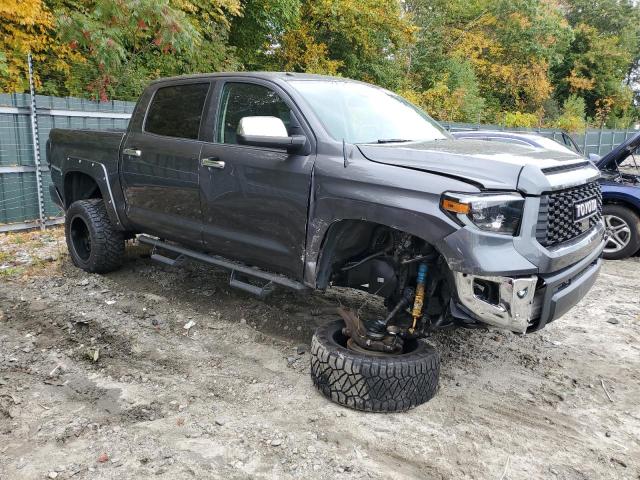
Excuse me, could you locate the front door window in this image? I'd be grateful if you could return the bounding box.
[216,83,291,144]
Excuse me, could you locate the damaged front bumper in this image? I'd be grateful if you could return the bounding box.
[451,244,603,333]
[453,273,538,333]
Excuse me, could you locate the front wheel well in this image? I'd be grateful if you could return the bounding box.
[315,220,455,331]
[603,198,640,217]
[63,172,102,208]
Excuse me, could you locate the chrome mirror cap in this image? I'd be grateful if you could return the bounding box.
[237,116,288,138]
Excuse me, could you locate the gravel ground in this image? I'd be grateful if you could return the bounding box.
[0,228,639,480]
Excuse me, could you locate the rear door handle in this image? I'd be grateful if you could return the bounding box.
[123,148,142,157]
[201,157,225,169]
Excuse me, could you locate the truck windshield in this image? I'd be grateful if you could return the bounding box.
[289,80,449,144]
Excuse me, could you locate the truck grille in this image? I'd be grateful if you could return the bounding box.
[536,182,602,247]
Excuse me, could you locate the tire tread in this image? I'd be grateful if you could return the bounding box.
[65,199,124,273]
[310,320,440,412]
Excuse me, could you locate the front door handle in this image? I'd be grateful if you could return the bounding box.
[123,147,142,157]
[202,157,225,169]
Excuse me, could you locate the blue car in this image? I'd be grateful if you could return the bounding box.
[453,130,640,259]
[595,132,640,259]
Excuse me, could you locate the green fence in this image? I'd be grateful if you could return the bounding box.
[0,93,638,232]
[0,93,134,232]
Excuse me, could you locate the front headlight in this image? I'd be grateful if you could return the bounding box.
[441,191,524,235]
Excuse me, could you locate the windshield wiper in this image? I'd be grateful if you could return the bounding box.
[376,138,413,144]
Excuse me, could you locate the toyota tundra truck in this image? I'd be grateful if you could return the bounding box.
[48,73,605,412]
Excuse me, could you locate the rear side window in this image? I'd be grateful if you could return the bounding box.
[145,83,209,139]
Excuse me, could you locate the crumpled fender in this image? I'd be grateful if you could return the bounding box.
[303,151,478,287]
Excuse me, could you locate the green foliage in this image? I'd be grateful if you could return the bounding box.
[265,0,416,90]
[0,0,637,125]
[0,52,8,77]
[554,95,586,132]
[502,111,539,128]
[553,0,640,126]
[55,0,205,100]
[229,0,300,68]
[401,60,485,122]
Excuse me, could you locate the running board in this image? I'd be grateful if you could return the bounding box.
[138,235,308,295]
[150,252,185,267]
[230,271,275,298]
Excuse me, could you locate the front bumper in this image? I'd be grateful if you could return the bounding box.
[452,242,603,333]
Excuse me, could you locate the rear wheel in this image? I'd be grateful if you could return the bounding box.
[65,199,125,273]
[310,320,440,412]
[602,204,640,260]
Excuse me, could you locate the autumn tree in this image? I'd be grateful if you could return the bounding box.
[263,0,415,90]
[0,0,78,93]
[1,0,638,124]
[229,0,300,68]
[51,0,242,100]
[554,0,640,126]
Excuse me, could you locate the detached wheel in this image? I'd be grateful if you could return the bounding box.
[65,199,124,273]
[603,205,640,260]
[310,320,440,412]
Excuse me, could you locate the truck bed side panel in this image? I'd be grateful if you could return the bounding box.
[49,128,129,229]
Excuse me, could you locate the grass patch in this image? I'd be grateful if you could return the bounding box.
[0,267,23,277]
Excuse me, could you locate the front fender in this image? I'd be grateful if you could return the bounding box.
[601,184,640,213]
[303,154,477,287]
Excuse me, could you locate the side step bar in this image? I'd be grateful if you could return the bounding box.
[138,235,308,296]
[229,271,275,298]
[150,252,185,267]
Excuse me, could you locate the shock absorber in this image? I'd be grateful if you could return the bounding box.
[410,263,428,332]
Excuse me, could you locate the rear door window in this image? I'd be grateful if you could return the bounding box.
[145,83,210,139]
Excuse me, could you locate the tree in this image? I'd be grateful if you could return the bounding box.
[554,0,640,124]
[554,94,586,132]
[0,0,77,93]
[401,58,485,122]
[403,0,572,122]
[2,0,638,125]
[268,0,416,90]
[229,0,300,68]
[53,0,241,100]
[450,0,571,115]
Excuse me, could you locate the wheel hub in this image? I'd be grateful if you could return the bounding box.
[603,214,631,253]
[346,338,399,356]
[70,216,92,261]
[338,307,403,354]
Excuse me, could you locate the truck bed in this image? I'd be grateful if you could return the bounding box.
[48,128,125,173]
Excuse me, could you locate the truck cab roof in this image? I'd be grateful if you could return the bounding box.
[149,71,359,86]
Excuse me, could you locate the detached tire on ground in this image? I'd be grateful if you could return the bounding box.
[65,199,125,273]
[311,320,440,412]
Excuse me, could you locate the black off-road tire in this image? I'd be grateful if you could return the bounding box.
[602,204,640,260]
[310,320,440,412]
[65,199,125,273]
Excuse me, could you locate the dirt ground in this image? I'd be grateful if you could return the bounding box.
[0,228,639,480]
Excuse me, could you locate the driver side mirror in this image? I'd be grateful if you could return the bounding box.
[588,153,601,162]
[237,116,307,154]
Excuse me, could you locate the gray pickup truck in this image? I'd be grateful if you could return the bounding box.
[48,72,605,412]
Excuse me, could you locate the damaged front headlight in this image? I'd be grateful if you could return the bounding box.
[441,191,525,235]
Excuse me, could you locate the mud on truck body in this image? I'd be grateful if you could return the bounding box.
[48,73,605,412]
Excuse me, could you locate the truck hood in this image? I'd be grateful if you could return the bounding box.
[357,139,593,192]
[595,131,640,171]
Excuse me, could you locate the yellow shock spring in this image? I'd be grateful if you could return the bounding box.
[411,263,428,329]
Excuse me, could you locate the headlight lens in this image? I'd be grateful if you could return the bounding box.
[441,191,524,235]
